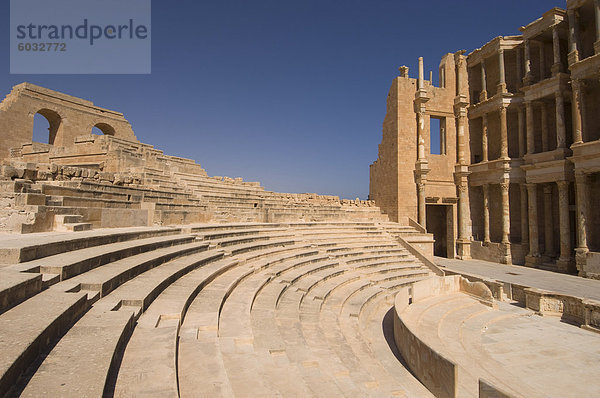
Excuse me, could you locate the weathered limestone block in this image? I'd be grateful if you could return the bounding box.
[15,193,46,206]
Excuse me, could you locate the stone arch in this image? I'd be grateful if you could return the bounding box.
[92,122,116,136]
[34,108,62,145]
[0,83,138,160]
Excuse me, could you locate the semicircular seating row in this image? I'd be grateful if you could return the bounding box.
[0,221,435,397]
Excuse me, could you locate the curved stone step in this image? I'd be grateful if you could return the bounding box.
[114,257,239,397]
[21,249,226,396]
[0,290,88,397]
[178,263,271,397]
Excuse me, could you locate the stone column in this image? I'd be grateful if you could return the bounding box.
[575,173,589,251]
[524,39,532,84]
[552,26,563,75]
[526,183,541,266]
[517,106,526,158]
[417,182,426,227]
[498,49,506,93]
[526,101,535,154]
[457,183,471,259]
[520,184,529,247]
[568,9,580,64]
[500,180,512,264]
[482,114,488,162]
[556,181,572,271]
[572,79,584,144]
[539,42,546,80]
[500,106,509,159]
[543,184,555,256]
[555,92,566,149]
[483,184,491,244]
[541,103,549,152]
[575,172,589,276]
[595,0,600,54]
[480,60,487,101]
[440,127,446,155]
[418,56,424,90]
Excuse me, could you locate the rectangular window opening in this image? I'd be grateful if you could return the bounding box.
[430,116,446,155]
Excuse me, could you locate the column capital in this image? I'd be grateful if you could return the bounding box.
[556,180,570,189]
[543,184,553,194]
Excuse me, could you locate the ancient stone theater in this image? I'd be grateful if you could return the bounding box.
[1,1,600,397]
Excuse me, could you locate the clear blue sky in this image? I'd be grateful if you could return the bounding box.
[1,0,564,199]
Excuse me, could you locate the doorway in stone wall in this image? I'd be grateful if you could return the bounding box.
[426,204,453,258]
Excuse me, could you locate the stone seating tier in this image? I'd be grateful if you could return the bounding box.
[0,222,436,397]
[1,157,385,233]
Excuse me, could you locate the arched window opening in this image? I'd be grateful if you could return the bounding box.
[33,109,61,145]
[92,123,116,136]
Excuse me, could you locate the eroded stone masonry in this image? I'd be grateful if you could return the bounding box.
[371,1,600,279]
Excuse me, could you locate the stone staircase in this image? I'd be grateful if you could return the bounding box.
[0,222,438,397]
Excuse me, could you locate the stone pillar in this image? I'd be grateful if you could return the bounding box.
[552,26,563,75]
[520,184,529,247]
[500,106,509,159]
[440,127,446,155]
[417,182,426,227]
[539,42,546,80]
[572,79,584,144]
[526,183,541,266]
[457,183,471,259]
[482,114,488,162]
[541,103,549,152]
[480,60,487,102]
[555,92,566,149]
[575,172,589,275]
[526,101,535,154]
[517,106,526,158]
[498,49,506,93]
[418,57,424,90]
[568,9,580,64]
[543,184,555,256]
[524,40,532,85]
[595,0,600,54]
[500,180,512,264]
[556,181,572,271]
[483,184,491,244]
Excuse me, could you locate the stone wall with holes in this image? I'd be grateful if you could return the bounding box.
[0,82,138,160]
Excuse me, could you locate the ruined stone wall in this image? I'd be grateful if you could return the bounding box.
[370,77,401,222]
[0,83,138,160]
